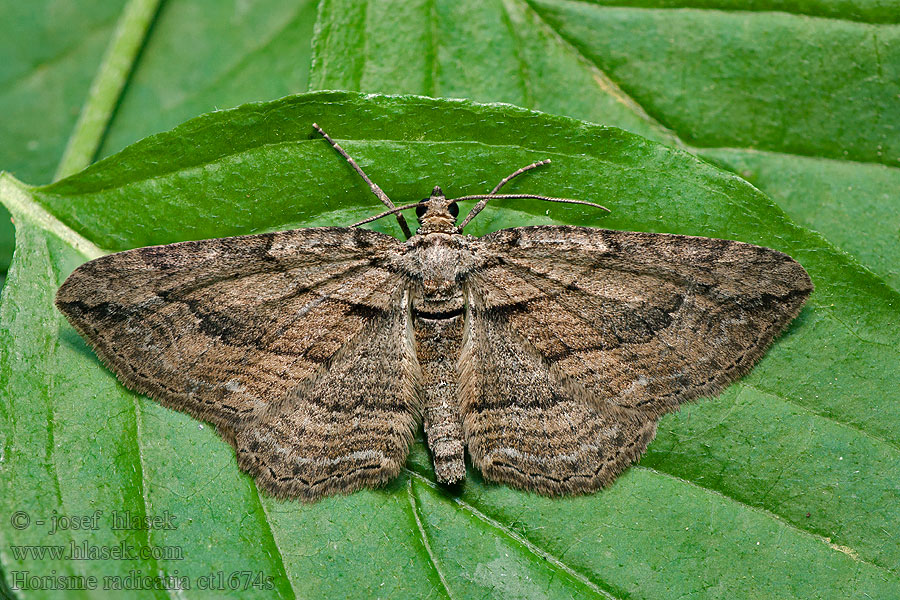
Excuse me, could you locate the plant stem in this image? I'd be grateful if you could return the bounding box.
[54,0,162,181]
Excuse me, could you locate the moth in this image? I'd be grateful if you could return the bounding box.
[56,124,813,501]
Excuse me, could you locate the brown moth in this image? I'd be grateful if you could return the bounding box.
[56,124,813,502]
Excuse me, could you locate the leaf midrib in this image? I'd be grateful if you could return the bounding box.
[255,488,298,599]
[406,470,622,600]
[42,138,633,198]
[129,396,167,599]
[406,479,455,600]
[0,175,104,258]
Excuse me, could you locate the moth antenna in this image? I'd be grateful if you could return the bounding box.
[350,202,424,228]
[490,159,552,195]
[455,160,551,230]
[457,194,610,231]
[313,123,414,239]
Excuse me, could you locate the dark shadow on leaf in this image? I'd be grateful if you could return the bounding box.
[58,325,100,363]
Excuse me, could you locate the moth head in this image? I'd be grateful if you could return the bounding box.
[414,186,460,234]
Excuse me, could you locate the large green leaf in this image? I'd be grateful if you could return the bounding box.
[310,0,900,290]
[3,1,898,598]
[2,92,898,598]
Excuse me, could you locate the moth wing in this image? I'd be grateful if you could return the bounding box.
[57,227,421,499]
[232,287,421,499]
[460,299,658,495]
[461,225,812,494]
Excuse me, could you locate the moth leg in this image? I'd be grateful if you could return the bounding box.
[312,122,413,239]
[414,316,466,484]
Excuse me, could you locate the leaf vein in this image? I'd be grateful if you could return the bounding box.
[404,469,622,599]
[130,398,172,599]
[634,465,896,576]
[519,0,681,144]
[254,488,299,599]
[406,479,455,600]
[525,0,900,167]
[741,381,900,460]
[560,0,900,26]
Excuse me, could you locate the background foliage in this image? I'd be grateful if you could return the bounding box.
[1,1,898,598]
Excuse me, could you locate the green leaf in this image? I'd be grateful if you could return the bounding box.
[96,0,319,159]
[310,0,900,292]
[2,91,899,598]
[0,0,128,185]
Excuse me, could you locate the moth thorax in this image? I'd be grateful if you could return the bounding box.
[416,238,465,297]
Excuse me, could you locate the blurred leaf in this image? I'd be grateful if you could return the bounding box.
[0,0,318,291]
[0,0,124,290]
[2,92,898,599]
[96,0,319,158]
[0,0,128,185]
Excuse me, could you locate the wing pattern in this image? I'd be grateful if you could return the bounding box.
[57,221,812,499]
[57,227,419,499]
[460,226,812,494]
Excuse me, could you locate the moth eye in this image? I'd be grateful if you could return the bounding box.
[416,202,428,219]
[449,202,459,218]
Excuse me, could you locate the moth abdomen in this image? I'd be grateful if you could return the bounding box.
[413,312,467,485]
